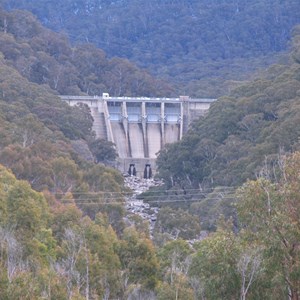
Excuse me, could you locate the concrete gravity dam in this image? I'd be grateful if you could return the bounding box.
[60,93,216,177]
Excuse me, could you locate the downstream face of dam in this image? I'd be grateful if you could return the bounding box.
[60,93,216,177]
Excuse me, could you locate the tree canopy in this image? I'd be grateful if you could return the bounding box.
[2,0,300,97]
[157,26,300,190]
[0,8,172,97]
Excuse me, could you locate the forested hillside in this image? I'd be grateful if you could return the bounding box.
[0,7,135,233]
[2,0,300,96]
[0,8,171,97]
[2,154,299,299]
[157,25,300,190]
[149,27,300,298]
[0,8,166,298]
[0,166,161,299]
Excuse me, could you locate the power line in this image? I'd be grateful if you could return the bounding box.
[56,189,237,202]
[57,193,237,201]
[63,193,238,204]
[53,186,237,196]
[70,192,237,202]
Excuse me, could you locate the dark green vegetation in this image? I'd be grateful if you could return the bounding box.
[0,2,300,299]
[0,8,171,97]
[2,0,300,96]
[157,26,300,189]
[0,8,136,196]
[0,7,162,299]
[154,27,300,235]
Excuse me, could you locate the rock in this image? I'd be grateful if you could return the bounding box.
[123,175,163,237]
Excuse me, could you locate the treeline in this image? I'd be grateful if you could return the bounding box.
[2,0,300,96]
[0,8,172,97]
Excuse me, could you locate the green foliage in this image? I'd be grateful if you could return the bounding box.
[158,239,192,264]
[0,8,171,97]
[236,152,300,299]
[117,227,159,290]
[88,138,118,163]
[190,227,241,299]
[156,281,194,300]
[157,29,300,189]
[157,239,193,296]
[7,181,48,237]
[0,164,162,298]
[190,188,237,231]
[0,165,56,281]
[154,207,201,240]
[3,0,300,97]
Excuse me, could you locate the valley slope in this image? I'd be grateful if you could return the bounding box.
[2,0,300,97]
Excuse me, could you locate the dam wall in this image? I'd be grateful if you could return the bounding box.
[60,94,216,177]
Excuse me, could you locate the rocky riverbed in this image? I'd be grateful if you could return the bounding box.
[124,176,163,235]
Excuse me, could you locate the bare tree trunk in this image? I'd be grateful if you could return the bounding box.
[288,286,299,300]
[84,240,89,300]
[5,230,25,283]
[60,229,83,300]
[238,249,262,300]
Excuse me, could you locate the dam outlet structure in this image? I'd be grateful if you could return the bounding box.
[60,93,216,177]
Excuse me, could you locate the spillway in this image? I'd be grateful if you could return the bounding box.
[110,122,129,158]
[128,123,145,158]
[90,108,107,140]
[147,123,162,158]
[165,124,180,145]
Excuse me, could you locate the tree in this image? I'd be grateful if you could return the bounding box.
[154,207,201,240]
[157,239,194,300]
[88,138,118,163]
[237,246,263,300]
[15,114,45,148]
[189,225,240,300]
[0,227,26,283]
[80,216,121,299]
[237,152,300,300]
[50,157,81,193]
[117,227,159,292]
[58,228,84,300]
[7,180,48,240]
